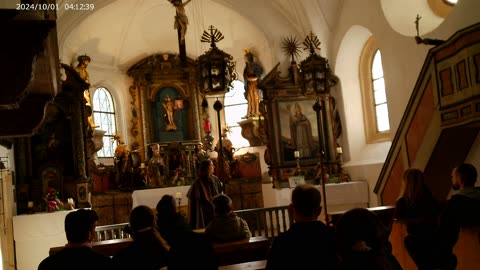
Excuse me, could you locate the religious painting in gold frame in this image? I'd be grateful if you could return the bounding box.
[275,97,321,164]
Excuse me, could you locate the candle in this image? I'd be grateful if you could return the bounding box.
[294,151,300,158]
[336,147,343,154]
[27,201,34,208]
[205,120,211,132]
[140,162,145,169]
[175,192,181,199]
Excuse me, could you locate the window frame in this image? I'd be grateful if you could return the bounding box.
[223,80,250,148]
[92,87,117,158]
[359,36,391,143]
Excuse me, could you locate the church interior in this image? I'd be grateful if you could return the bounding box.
[1,0,480,269]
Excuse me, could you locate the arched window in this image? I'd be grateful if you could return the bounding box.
[92,87,117,157]
[360,36,390,143]
[224,80,250,148]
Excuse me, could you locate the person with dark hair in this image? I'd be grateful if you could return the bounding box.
[111,205,169,270]
[265,184,336,270]
[437,163,480,270]
[205,193,251,242]
[156,195,218,270]
[187,159,223,229]
[156,194,191,245]
[335,208,402,270]
[38,209,111,270]
[393,168,441,270]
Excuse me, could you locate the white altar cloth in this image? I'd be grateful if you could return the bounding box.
[132,185,191,209]
[13,210,75,270]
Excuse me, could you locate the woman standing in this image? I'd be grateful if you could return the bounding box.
[187,159,224,229]
[393,168,442,270]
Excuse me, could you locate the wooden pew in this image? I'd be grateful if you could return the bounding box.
[389,222,480,270]
[219,259,266,270]
[49,238,133,257]
[213,236,271,266]
[453,226,480,270]
[49,236,270,267]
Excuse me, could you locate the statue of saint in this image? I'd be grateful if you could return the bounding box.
[74,54,97,130]
[163,95,177,131]
[243,50,264,118]
[147,144,165,187]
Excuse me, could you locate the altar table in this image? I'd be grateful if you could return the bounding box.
[13,210,75,270]
[132,185,191,209]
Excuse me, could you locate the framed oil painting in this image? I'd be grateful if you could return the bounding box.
[275,97,321,164]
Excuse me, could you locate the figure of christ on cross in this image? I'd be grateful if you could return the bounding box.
[167,0,191,65]
[168,0,192,43]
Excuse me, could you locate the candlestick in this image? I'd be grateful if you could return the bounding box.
[294,151,300,158]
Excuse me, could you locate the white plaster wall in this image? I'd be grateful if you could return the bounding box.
[329,0,480,204]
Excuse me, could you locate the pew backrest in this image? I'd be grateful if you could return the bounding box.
[49,238,134,257]
[213,236,271,266]
[234,205,292,238]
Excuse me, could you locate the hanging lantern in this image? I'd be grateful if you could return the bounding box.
[299,32,337,97]
[196,25,236,95]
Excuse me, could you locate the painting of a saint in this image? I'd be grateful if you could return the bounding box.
[288,102,315,158]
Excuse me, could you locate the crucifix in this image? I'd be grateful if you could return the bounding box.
[168,0,192,66]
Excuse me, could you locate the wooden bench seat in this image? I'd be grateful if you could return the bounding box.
[49,236,270,267]
[219,259,266,270]
[213,236,271,266]
[49,238,134,257]
[390,222,480,270]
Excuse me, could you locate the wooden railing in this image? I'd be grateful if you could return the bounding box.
[93,205,293,241]
[234,205,292,238]
[95,223,130,241]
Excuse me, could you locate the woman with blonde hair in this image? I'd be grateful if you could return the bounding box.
[393,168,442,270]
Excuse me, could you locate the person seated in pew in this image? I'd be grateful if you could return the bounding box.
[156,194,192,245]
[265,184,337,270]
[38,209,112,270]
[436,163,480,270]
[335,208,402,270]
[156,195,218,269]
[111,205,169,270]
[205,193,251,242]
[393,168,442,270]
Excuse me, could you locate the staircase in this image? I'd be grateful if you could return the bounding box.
[375,22,480,205]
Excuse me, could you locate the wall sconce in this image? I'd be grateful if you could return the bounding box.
[196,25,236,182]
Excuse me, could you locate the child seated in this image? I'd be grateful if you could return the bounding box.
[205,193,251,242]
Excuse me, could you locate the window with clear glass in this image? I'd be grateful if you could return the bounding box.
[372,50,390,132]
[92,87,117,157]
[360,36,391,143]
[224,80,250,148]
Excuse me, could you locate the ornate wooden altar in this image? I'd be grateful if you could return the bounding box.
[126,53,202,154]
[260,63,341,188]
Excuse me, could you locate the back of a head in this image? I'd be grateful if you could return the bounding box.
[198,159,212,179]
[335,208,386,255]
[130,205,155,237]
[212,193,232,215]
[157,195,176,220]
[402,168,430,204]
[291,184,321,217]
[456,163,478,187]
[65,209,98,243]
